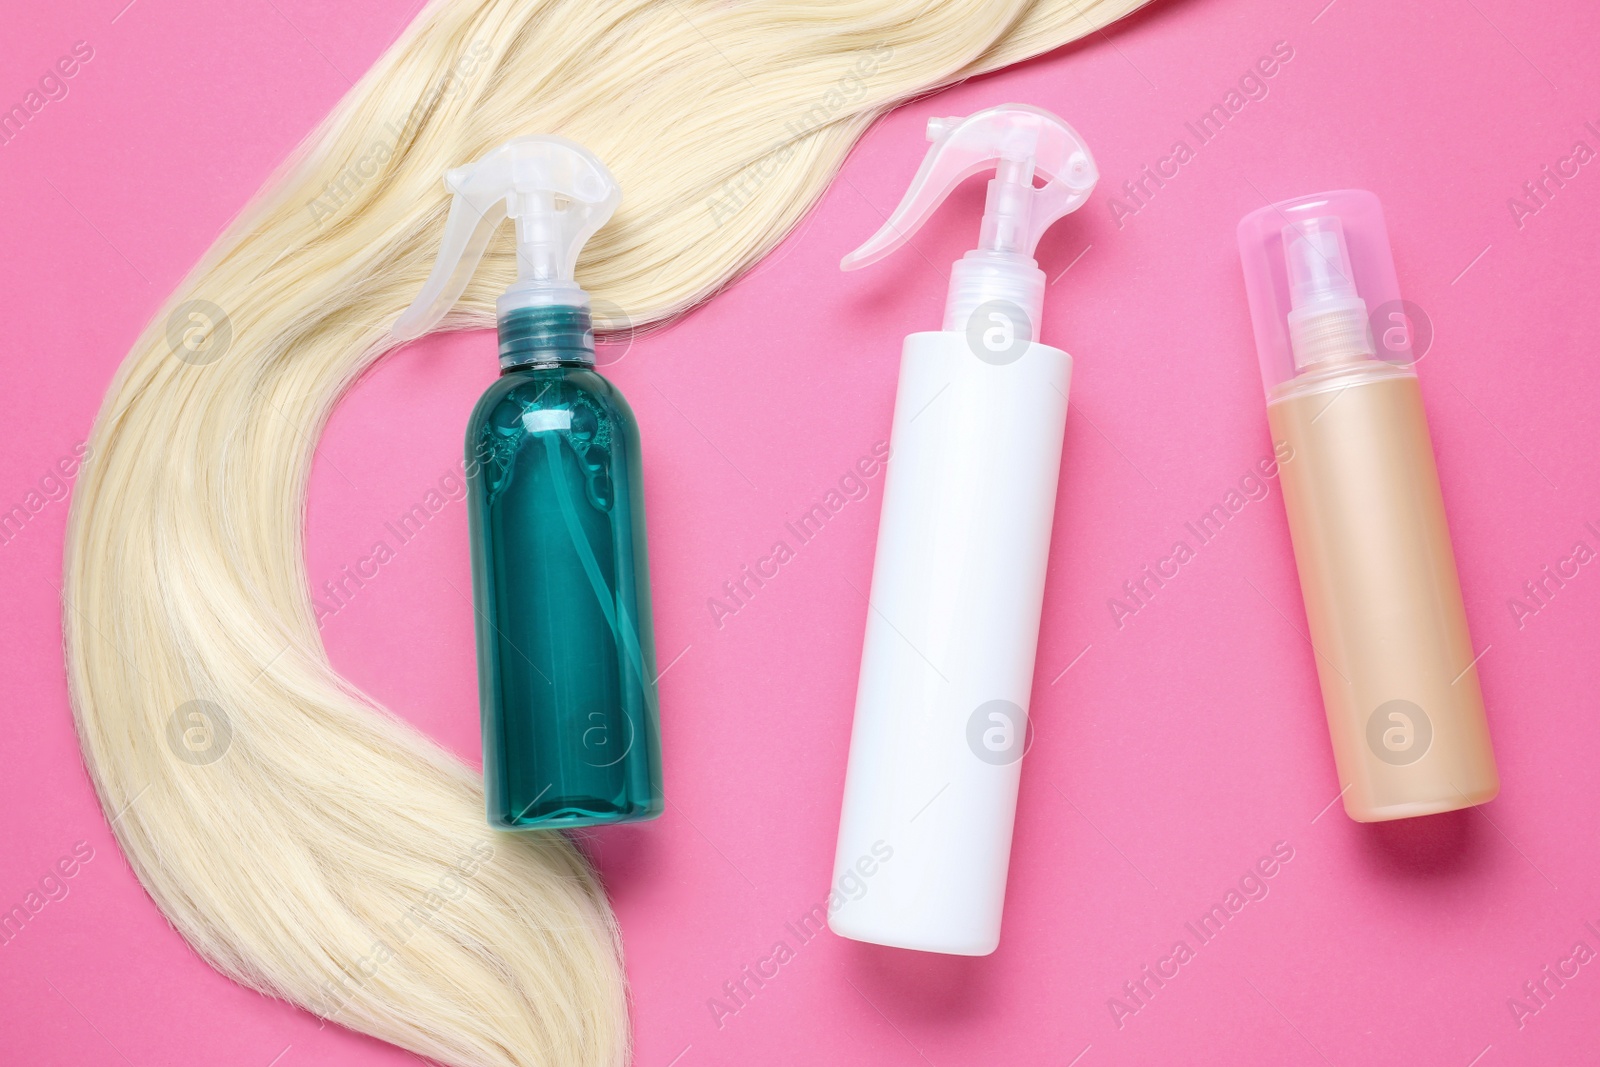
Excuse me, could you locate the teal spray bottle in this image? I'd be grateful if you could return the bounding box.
[393,136,663,828]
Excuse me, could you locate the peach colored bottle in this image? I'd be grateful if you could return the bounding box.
[1238,190,1498,822]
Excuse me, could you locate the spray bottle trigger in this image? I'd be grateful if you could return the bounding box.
[839,103,1097,273]
[393,135,620,341]
[392,194,509,341]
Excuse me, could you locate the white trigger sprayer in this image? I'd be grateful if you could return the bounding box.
[830,105,1098,955]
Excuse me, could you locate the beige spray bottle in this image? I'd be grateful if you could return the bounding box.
[1237,189,1499,821]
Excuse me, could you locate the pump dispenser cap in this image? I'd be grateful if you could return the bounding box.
[393,135,620,341]
[840,104,1096,337]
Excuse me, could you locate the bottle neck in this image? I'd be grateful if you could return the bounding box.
[497,304,595,372]
[942,251,1046,340]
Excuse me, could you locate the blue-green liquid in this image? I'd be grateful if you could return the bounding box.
[467,313,663,829]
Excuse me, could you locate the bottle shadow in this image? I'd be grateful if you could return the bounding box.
[1356,805,1487,880]
[837,937,999,1025]
[571,821,664,908]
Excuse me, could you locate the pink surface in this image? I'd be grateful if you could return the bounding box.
[2,0,1598,1064]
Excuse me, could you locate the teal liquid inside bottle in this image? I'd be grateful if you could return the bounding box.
[467,304,663,828]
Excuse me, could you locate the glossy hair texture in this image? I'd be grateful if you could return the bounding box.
[62,0,1145,1063]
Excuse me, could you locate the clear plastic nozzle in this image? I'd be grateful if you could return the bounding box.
[1282,216,1373,367]
[1284,217,1358,305]
[1238,190,1410,394]
[393,135,620,341]
[839,104,1096,341]
[841,104,1096,270]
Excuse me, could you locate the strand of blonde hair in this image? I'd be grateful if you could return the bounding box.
[63,1,1147,1063]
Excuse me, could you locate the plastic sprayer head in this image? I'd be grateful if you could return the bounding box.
[1280,215,1374,367]
[840,104,1096,339]
[1284,217,1358,306]
[1238,190,1411,395]
[840,104,1096,270]
[393,136,621,343]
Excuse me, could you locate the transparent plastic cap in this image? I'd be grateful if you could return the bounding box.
[1237,189,1410,394]
[841,104,1096,338]
[393,135,620,341]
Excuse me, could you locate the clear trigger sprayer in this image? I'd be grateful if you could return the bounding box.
[841,102,1097,343]
[395,136,664,830]
[830,105,1097,955]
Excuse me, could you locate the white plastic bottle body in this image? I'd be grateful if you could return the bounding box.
[830,330,1071,956]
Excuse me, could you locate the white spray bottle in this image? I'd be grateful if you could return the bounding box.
[829,104,1097,955]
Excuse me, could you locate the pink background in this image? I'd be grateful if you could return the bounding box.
[3,0,1598,1064]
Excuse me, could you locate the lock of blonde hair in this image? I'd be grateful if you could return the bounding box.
[62,0,1146,1063]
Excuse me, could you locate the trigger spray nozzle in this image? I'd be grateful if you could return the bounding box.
[841,104,1097,337]
[393,135,620,364]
